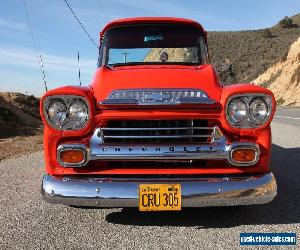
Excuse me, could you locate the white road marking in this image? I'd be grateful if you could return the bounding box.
[275,115,300,120]
[277,108,300,110]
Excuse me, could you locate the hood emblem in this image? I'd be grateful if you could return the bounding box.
[101,89,216,105]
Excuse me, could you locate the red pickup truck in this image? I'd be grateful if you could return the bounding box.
[40,17,277,211]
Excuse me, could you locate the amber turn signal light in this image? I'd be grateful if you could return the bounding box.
[231,148,256,163]
[60,149,85,164]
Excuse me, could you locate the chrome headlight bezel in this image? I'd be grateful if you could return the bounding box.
[43,95,90,131]
[226,97,249,125]
[226,94,273,128]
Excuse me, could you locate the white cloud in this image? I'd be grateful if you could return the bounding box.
[0,46,97,96]
[0,46,96,72]
[0,17,28,31]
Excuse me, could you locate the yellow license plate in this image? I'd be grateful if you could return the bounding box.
[139,184,181,211]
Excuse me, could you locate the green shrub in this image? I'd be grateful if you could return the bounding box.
[14,94,39,107]
[279,16,294,29]
[261,28,272,38]
[12,93,40,119]
[276,98,285,106]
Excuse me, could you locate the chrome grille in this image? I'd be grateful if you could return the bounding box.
[100,120,213,143]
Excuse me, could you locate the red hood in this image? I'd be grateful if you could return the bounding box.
[91,64,222,105]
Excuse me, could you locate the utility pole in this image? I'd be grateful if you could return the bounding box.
[77,51,81,86]
[122,51,129,63]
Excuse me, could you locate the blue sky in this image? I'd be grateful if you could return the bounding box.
[0,0,299,96]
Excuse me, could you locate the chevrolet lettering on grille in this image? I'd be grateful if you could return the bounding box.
[89,143,230,161]
[144,92,172,102]
[100,146,205,152]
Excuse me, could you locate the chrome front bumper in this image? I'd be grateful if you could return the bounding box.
[41,173,277,208]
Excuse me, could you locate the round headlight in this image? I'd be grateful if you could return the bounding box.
[69,100,89,128]
[47,100,67,127]
[227,98,248,125]
[249,97,269,125]
[44,95,90,130]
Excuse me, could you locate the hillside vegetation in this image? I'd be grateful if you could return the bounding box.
[208,13,300,84]
[0,92,41,138]
[0,92,43,160]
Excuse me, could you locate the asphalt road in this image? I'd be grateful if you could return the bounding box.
[274,107,300,127]
[0,108,299,249]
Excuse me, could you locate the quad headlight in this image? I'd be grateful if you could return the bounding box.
[249,97,269,125]
[226,94,272,128]
[227,98,248,124]
[43,95,89,130]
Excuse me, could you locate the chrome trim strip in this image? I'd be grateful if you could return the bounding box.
[101,99,138,105]
[101,126,213,131]
[102,135,212,139]
[57,144,88,168]
[88,143,259,164]
[178,97,216,104]
[41,173,277,207]
[88,128,260,166]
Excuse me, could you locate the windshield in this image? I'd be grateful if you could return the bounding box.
[98,24,208,67]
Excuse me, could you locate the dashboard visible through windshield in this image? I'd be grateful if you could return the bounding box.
[98,24,208,67]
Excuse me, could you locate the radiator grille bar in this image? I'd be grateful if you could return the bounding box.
[100,120,213,144]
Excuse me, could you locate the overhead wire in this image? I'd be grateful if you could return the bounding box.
[63,0,99,49]
[22,0,48,92]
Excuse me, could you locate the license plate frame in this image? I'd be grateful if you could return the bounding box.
[139,183,181,211]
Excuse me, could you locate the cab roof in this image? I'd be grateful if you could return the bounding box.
[100,17,207,41]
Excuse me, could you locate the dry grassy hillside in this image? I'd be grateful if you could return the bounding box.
[208,14,300,84]
[0,92,41,138]
[0,92,43,160]
[253,37,300,106]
